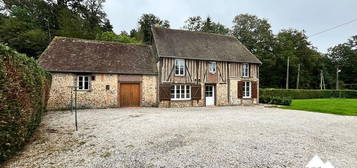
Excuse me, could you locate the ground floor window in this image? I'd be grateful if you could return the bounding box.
[171,85,191,100]
[77,75,90,90]
[243,81,251,98]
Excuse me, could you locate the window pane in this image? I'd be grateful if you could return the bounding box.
[176,86,180,98]
[180,85,185,98]
[78,76,83,89]
[171,86,175,98]
[186,85,190,98]
[84,81,89,89]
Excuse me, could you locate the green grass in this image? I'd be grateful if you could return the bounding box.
[280,99,357,116]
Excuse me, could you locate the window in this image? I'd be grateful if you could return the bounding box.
[170,85,191,100]
[175,59,185,76]
[77,75,90,90]
[208,62,216,73]
[242,63,249,77]
[243,81,251,98]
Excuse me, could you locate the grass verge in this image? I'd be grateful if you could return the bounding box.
[280,99,357,116]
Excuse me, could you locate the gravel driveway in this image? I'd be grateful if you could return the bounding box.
[3,105,357,168]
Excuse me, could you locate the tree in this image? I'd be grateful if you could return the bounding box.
[232,14,276,88]
[138,13,170,44]
[96,31,141,44]
[183,16,230,35]
[0,0,112,58]
[275,29,325,89]
[328,35,357,88]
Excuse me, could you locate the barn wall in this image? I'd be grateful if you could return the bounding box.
[47,73,118,110]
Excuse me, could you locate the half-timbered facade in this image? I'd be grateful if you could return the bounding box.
[152,28,262,107]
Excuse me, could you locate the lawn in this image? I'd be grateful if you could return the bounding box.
[281,99,357,116]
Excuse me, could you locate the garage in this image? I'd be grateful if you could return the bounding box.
[120,83,140,107]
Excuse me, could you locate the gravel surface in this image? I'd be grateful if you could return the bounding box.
[3,105,357,168]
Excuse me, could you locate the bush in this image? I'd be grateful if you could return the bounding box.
[0,44,51,163]
[260,96,292,106]
[260,88,357,99]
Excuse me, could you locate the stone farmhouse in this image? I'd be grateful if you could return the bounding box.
[39,28,261,110]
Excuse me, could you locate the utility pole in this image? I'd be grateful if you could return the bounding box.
[296,64,300,89]
[320,70,323,90]
[286,57,289,89]
[336,67,340,90]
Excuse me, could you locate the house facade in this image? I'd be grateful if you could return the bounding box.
[152,28,261,107]
[39,37,158,110]
[39,28,261,110]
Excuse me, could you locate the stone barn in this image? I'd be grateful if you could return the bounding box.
[39,37,158,110]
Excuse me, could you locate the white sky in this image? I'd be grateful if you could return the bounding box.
[103,0,357,53]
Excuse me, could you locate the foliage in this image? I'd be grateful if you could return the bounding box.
[96,31,141,44]
[260,88,357,99]
[0,44,51,163]
[138,13,170,44]
[183,16,230,35]
[327,36,357,89]
[259,96,292,105]
[281,99,357,116]
[0,0,112,58]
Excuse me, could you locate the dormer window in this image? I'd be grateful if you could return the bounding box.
[175,59,185,76]
[208,62,216,74]
[242,63,249,77]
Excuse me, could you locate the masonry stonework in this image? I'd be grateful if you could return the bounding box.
[216,83,229,106]
[47,73,118,110]
[141,75,158,107]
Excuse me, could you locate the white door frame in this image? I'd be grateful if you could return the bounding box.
[205,85,215,106]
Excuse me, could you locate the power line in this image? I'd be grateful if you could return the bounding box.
[309,18,357,38]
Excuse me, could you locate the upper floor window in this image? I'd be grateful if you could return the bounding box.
[175,59,185,76]
[243,81,251,98]
[77,75,90,90]
[242,63,249,77]
[208,62,217,73]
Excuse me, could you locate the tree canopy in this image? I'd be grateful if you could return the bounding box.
[183,16,230,35]
[0,2,355,89]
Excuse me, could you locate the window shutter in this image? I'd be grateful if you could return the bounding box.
[191,85,201,100]
[249,64,251,78]
[252,81,258,98]
[238,81,243,98]
[159,84,171,101]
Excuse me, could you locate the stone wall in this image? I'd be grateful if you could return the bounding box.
[47,73,118,110]
[229,78,240,105]
[216,83,229,106]
[141,75,158,107]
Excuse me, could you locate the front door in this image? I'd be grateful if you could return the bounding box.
[120,83,140,107]
[205,85,215,106]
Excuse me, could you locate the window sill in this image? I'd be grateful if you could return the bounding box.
[170,99,192,101]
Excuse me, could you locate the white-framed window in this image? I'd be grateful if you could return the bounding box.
[175,59,185,76]
[170,85,191,100]
[243,81,251,98]
[208,62,217,73]
[242,63,250,77]
[77,75,90,90]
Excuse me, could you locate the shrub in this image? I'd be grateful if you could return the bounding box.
[260,96,292,106]
[0,44,51,163]
[260,89,357,99]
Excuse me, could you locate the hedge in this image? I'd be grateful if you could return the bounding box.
[0,44,51,163]
[260,88,357,99]
[259,96,292,106]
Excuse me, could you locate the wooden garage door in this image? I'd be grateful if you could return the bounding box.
[120,83,140,107]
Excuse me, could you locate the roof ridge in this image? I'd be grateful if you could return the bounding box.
[53,36,150,47]
[152,27,237,39]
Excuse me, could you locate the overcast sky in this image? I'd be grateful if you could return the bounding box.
[103,0,357,53]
